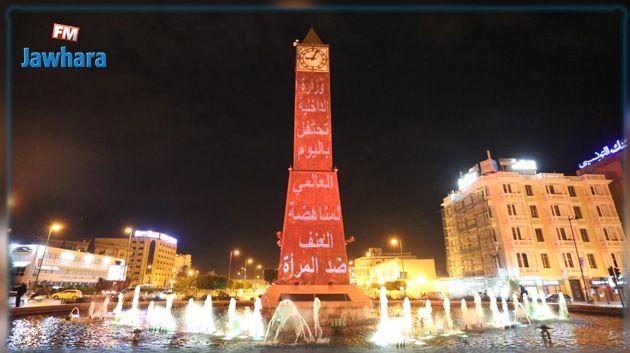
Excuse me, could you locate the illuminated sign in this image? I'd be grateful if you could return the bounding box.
[579,139,627,169]
[107,264,126,281]
[134,230,177,244]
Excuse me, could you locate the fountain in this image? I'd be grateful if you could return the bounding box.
[443,297,454,332]
[312,297,322,341]
[501,297,510,326]
[402,297,412,338]
[184,298,206,333]
[248,297,266,339]
[113,293,123,316]
[473,293,485,327]
[557,291,569,320]
[202,295,216,334]
[88,302,96,319]
[264,299,314,344]
[488,289,501,326]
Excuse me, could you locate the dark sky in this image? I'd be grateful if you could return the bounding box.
[8,10,623,275]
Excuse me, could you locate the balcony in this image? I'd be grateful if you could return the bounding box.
[586,194,610,202]
[543,193,568,201]
[593,216,619,224]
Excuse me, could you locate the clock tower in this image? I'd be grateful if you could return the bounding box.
[263,28,370,310]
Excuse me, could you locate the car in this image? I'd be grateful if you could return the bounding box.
[156,290,177,300]
[545,293,572,304]
[52,289,83,300]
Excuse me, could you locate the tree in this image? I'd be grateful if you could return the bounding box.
[196,274,227,290]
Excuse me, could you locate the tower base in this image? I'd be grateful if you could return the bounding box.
[261,284,372,320]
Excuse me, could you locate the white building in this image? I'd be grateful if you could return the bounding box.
[10,244,125,288]
[442,152,625,302]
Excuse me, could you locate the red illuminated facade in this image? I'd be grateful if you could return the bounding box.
[276,29,350,285]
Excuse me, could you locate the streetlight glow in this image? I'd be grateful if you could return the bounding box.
[247,258,253,264]
[51,224,62,232]
[390,238,398,246]
[124,227,133,234]
[233,249,240,256]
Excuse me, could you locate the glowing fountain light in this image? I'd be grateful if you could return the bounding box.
[184,298,206,333]
[557,291,569,320]
[371,286,405,346]
[264,299,314,344]
[473,293,485,327]
[443,297,454,332]
[488,289,501,327]
[313,297,323,341]
[202,295,216,334]
[402,297,412,339]
[248,297,266,339]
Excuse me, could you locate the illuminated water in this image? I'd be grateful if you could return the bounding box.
[8,306,624,352]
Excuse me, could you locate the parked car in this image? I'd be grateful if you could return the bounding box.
[52,289,83,300]
[156,290,177,301]
[545,293,572,304]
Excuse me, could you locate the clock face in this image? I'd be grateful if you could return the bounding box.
[297,46,329,72]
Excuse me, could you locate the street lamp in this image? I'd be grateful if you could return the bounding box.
[227,249,240,291]
[124,227,134,283]
[390,237,406,280]
[568,216,590,303]
[33,223,62,289]
[244,258,253,280]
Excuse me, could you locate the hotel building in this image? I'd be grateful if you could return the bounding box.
[442,152,625,302]
[94,230,178,287]
[10,244,125,287]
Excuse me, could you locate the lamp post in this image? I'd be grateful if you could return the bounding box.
[244,258,253,280]
[124,227,134,283]
[568,216,590,303]
[227,249,240,291]
[390,237,406,279]
[33,223,62,289]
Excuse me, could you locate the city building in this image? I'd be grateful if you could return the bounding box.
[174,253,192,272]
[9,243,125,288]
[46,238,91,252]
[442,152,625,302]
[94,230,178,287]
[576,138,626,228]
[353,248,437,297]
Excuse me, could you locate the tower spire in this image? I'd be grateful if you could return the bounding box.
[302,27,323,44]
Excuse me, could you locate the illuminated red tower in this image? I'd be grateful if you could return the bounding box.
[276,28,350,285]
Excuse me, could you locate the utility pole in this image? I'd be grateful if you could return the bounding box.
[568,216,590,303]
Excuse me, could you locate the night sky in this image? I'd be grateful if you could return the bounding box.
[9,10,623,275]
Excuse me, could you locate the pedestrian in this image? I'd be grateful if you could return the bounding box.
[15,283,27,308]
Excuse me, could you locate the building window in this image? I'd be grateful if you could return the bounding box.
[563,253,575,268]
[535,228,544,242]
[573,206,583,219]
[603,228,619,241]
[503,184,514,193]
[517,253,530,268]
[591,185,606,195]
[530,205,539,218]
[556,227,570,240]
[541,254,551,269]
[525,185,533,196]
[546,184,559,194]
[511,227,525,240]
[507,204,517,216]
[587,254,597,269]
[580,229,590,242]
[551,205,561,216]
[568,186,576,197]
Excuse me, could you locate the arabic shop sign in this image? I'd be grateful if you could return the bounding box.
[579,139,626,169]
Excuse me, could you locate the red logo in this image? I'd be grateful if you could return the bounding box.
[51,23,80,42]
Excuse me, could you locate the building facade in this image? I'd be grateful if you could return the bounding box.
[94,230,178,287]
[10,244,124,287]
[353,248,437,297]
[442,153,625,302]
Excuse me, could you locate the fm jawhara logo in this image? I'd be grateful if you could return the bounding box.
[21,23,106,68]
